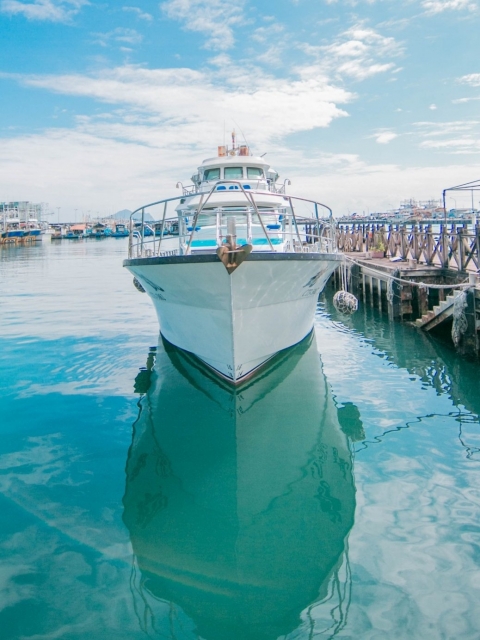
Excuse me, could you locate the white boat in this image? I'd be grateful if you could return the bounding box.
[124,138,341,383]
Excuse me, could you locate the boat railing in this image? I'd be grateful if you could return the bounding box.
[128,183,336,259]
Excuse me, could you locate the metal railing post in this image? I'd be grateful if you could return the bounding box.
[157,201,168,255]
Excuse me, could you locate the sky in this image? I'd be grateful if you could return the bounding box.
[1,0,480,219]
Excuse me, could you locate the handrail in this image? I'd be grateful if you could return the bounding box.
[127,183,336,258]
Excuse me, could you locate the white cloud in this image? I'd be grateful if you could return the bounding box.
[0,59,355,215]
[92,27,143,48]
[161,0,247,50]
[413,120,480,154]
[458,73,480,86]
[374,131,398,144]
[429,103,437,110]
[452,96,480,103]
[422,0,477,13]
[122,6,153,21]
[302,25,403,81]
[9,64,352,147]
[420,138,480,152]
[0,0,88,22]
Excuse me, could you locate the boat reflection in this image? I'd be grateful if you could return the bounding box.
[123,332,356,639]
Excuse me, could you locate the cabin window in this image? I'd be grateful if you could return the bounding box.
[204,168,220,180]
[247,167,264,179]
[224,167,243,179]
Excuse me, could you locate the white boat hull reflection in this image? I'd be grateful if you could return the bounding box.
[123,331,356,640]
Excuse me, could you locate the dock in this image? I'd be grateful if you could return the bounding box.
[333,219,480,357]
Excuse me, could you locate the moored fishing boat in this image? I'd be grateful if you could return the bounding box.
[1,218,25,240]
[22,218,42,240]
[87,222,110,238]
[64,224,86,239]
[124,138,341,383]
[50,224,64,240]
[110,223,129,238]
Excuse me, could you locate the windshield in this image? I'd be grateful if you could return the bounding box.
[224,167,243,179]
[247,167,264,178]
[204,168,220,180]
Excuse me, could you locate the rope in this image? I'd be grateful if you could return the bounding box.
[333,258,359,314]
[344,255,472,291]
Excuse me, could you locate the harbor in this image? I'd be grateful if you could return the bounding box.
[333,220,480,357]
[2,237,480,638]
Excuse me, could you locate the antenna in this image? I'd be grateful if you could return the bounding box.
[232,119,249,149]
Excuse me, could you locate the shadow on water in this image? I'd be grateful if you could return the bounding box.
[123,332,356,640]
[321,291,480,458]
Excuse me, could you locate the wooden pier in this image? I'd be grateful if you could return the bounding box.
[331,252,480,357]
[328,217,480,357]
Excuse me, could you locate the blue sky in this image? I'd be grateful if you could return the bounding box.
[1,0,480,218]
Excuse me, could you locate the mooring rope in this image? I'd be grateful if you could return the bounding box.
[343,254,473,291]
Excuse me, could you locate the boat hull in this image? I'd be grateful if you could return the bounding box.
[124,252,341,382]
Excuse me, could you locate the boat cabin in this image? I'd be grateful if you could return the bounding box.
[190,140,279,194]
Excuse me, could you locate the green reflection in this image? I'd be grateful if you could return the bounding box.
[123,333,356,640]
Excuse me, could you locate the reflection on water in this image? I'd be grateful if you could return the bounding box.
[319,294,480,459]
[123,333,356,640]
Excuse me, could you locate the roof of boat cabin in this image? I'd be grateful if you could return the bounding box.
[199,155,272,170]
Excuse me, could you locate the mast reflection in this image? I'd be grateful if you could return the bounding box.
[123,332,356,640]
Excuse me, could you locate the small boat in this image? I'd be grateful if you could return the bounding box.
[110,223,129,238]
[124,137,341,384]
[22,218,42,240]
[64,224,86,239]
[50,224,64,240]
[88,222,109,239]
[1,219,25,240]
[134,221,154,236]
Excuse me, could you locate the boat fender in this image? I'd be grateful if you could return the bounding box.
[133,277,146,293]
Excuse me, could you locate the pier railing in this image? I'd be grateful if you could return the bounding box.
[337,222,480,272]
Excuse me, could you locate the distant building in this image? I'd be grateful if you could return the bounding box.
[0,201,46,223]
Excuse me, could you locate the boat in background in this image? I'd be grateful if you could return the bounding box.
[110,223,129,238]
[64,224,87,239]
[87,222,110,239]
[134,221,154,237]
[124,136,341,384]
[50,225,64,240]
[22,218,42,240]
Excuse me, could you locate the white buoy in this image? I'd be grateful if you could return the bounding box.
[333,290,358,315]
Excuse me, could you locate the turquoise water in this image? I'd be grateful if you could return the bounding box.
[1,239,480,639]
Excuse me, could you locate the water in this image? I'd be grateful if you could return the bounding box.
[1,239,480,639]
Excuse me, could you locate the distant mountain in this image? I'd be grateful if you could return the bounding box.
[110,209,154,222]
[110,209,131,220]
[133,210,154,222]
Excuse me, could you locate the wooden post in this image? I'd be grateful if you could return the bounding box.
[458,226,465,272]
[457,288,478,356]
[400,226,407,260]
[426,224,433,266]
[388,278,403,321]
[413,225,419,260]
[350,262,361,297]
[441,224,448,268]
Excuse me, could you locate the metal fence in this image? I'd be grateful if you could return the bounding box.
[337,222,480,272]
